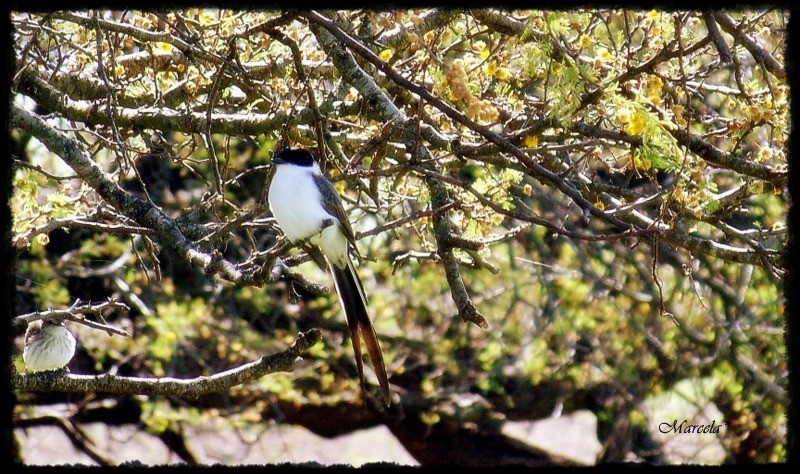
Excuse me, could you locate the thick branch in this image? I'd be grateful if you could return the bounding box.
[671,128,786,183]
[13,329,321,397]
[571,122,786,184]
[377,9,461,48]
[18,68,290,136]
[471,9,542,39]
[51,12,224,64]
[702,12,732,64]
[10,104,244,282]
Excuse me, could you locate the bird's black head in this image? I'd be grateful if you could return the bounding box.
[273,147,315,167]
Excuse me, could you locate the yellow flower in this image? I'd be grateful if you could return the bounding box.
[646,75,663,105]
[596,47,613,62]
[523,135,539,148]
[625,110,647,135]
[484,61,498,76]
[634,152,652,171]
[47,192,69,206]
[154,41,174,53]
[618,106,647,136]
[198,10,216,24]
[420,411,441,426]
[379,49,394,62]
[494,67,510,80]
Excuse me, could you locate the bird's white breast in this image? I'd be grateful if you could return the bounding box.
[23,324,76,372]
[268,164,349,265]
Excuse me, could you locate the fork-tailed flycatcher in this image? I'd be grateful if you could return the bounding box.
[268,147,391,405]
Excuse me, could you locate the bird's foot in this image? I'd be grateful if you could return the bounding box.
[299,218,335,244]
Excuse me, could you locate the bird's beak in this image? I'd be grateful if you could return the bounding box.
[272,155,286,164]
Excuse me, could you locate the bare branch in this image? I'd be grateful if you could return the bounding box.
[13,329,321,397]
[702,12,732,64]
[14,299,132,337]
[12,158,78,181]
[355,201,458,240]
[14,214,155,249]
[231,10,298,39]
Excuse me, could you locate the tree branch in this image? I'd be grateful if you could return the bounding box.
[702,11,732,64]
[14,299,132,337]
[13,329,321,397]
[17,68,290,136]
[10,103,324,294]
[712,12,785,79]
[14,214,156,249]
[377,9,461,48]
[570,121,786,184]
[11,103,247,279]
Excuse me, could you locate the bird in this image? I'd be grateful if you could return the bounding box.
[268,147,391,405]
[23,319,77,372]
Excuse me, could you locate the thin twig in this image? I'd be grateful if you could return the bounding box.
[15,299,132,337]
[712,12,785,79]
[12,159,78,181]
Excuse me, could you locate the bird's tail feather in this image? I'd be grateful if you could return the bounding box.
[330,259,391,406]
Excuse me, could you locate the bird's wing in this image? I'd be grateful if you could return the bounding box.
[312,172,369,300]
[313,173,359,250]
[301,243,328,271]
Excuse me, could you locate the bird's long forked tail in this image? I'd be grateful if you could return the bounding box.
[330,259,391,406]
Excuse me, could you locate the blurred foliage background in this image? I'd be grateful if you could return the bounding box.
[10,9,788,465]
